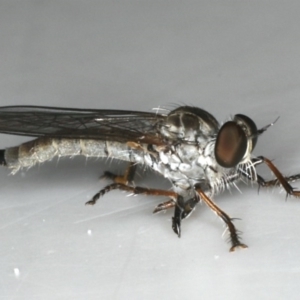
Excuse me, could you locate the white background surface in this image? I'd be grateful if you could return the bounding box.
[1,1,300,299]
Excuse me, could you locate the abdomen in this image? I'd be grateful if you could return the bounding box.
[1,138,146,174]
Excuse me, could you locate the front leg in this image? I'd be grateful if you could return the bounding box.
[257,174,300,189]
[154,196,200,238]
[250,157,300,197]
[153,196,198,217]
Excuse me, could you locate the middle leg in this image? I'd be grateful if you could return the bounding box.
[102,162,137,185]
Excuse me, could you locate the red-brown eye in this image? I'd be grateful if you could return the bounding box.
[215,121,247,168]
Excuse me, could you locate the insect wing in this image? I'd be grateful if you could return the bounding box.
[0,106,165,144]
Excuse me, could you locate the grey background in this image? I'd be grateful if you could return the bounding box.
[1,1,300,299]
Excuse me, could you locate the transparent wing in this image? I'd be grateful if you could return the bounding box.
[0,106,166,144]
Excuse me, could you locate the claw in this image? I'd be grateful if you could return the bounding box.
[85,199,96,206]
[172,216,181,237]
[153,203,166,214]
[229,243,248,252]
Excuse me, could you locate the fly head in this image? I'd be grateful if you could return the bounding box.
[215,114,258,168]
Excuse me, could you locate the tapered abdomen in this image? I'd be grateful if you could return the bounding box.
[1,138,145,174]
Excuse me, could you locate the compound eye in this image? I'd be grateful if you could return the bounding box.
[234,114,258,150]
[215,121,248,168]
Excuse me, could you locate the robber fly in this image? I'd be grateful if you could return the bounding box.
[0,105,299,251]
